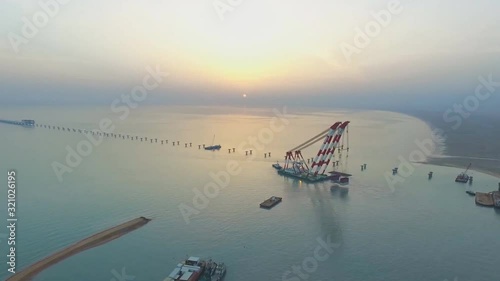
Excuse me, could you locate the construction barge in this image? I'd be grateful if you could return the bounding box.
[260,196,282,209]
[455,163,473,183]
[277,168,352,183]
[278,169,332,183]
[204,135,221,151]
[475,191,500,208]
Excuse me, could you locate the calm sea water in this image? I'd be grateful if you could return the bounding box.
[1,105,499,281]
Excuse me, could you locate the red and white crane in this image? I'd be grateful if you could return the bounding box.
[283,121,350,175]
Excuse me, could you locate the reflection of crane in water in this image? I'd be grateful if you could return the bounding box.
[306,184,344,247]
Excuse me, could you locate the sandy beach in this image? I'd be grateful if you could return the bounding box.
[405,110,500,179]
[7,217,151,281]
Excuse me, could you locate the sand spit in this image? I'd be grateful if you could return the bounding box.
[426,157,500,179]
[7,217,151,281]
[404,110,500,179]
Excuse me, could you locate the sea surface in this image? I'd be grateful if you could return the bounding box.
[1,105,499,281]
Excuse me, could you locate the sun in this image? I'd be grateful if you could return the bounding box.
[242,94,247,98]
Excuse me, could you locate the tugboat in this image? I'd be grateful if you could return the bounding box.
[272,161,282,170]
[164,256,226,281]
[465,180,476,195]
[205,135,221,151]
[211,263,226,281]
[164,256,205,281]
[455,163,471,183]
[466,190,476,196]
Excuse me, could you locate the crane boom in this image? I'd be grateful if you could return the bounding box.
[283,121,349,175]
[464,163,471,173]
[287,128,330,152]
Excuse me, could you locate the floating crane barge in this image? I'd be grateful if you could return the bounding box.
[455,163,472,183]
[278,170,332,183]
[277,121,350,183]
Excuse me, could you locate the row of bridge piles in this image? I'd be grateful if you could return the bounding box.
[30,123,276,158]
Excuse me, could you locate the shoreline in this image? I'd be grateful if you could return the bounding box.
[7,217,151,281]
[424,157,500,179]
[402,110,500,180]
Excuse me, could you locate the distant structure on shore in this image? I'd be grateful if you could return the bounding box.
[0,119,35,128]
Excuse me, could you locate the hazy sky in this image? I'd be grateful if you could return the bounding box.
[1,0,499,110]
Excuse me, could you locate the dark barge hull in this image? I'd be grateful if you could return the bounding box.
[260,197,282,209]
[277,169,331,183]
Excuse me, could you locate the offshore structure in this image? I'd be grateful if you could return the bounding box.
[277,121,350,182]
[0,119,35,127]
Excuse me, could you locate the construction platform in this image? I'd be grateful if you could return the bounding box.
[493,192,500,208]
[474,191,500,209]
[260,196,282,209]
[278,169,332,183]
